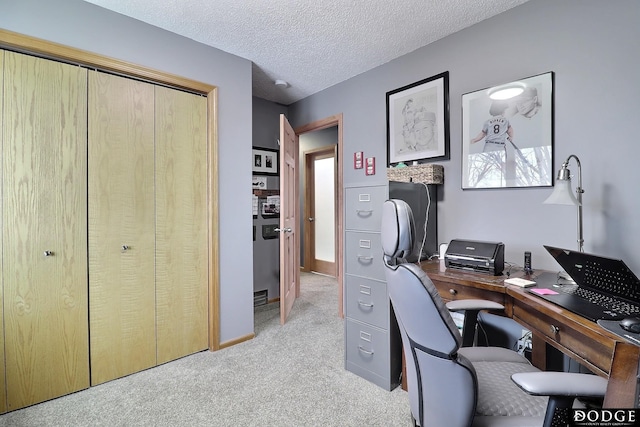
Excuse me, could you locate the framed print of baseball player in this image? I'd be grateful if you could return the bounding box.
[462,72,554,189]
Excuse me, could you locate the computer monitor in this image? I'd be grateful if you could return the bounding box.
[389,180,437,262]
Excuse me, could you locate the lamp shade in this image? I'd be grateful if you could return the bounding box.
[543,179,581,206]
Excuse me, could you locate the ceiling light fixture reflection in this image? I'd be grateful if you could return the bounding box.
[488,82,526,100]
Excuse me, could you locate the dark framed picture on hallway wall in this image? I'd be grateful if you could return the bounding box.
[386,71,450,166]
[252,147,279,176]
[462,72,554,189]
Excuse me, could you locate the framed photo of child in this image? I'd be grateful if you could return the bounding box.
[462,72,554,189]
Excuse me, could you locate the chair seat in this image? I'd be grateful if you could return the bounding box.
[459,346,532,364]
[474,360,548,418]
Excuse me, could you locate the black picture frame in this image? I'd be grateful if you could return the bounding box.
[386,71,450,166]
[252,147,279,176]
[461,72,554,189]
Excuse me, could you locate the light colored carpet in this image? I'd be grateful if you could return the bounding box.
[1,272,411,426]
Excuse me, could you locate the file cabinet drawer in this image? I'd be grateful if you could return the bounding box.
[345,186,387,232]
[345,275,389,329]
[345,318,389,378]
[345,232,383,279]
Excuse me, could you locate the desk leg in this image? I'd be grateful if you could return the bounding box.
[531,333,547,371]
[604,341,640,408]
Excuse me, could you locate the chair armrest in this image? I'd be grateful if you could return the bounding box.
[446,299,505,347]
[512,372,608,398]
[446,299,504,312]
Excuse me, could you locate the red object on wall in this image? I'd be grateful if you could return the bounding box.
[365,157,376,175]
[354,151,363,169]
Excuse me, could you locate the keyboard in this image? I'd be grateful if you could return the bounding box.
[557,285,640,317]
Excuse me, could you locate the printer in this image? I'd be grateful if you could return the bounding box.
[444,239,505,275]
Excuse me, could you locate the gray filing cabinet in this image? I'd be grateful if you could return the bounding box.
[344,184,401,391]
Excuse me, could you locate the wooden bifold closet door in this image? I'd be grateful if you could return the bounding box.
[155,86,208,364]
[0,49,5,415]
[88,71,208,384]
[2,51,89,410]
[0,47,209,410]
[88,71,156,385]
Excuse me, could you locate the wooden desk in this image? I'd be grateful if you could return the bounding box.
[420,260,639,407]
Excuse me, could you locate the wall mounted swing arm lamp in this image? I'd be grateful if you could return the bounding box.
[543,154,584,252]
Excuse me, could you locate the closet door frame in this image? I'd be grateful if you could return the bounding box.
[0,29,221,351]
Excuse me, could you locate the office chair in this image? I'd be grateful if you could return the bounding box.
[381,199,608,427]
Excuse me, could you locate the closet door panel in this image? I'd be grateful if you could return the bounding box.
[0,49,6,415]
[88,71,156,385]
[155,87,208,364]
[2,51,89,410]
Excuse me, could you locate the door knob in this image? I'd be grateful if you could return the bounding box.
[122,245,130,251]
[308,217,314,222]
[43,250,53,257]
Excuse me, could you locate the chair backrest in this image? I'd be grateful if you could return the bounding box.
[382,199,477,426]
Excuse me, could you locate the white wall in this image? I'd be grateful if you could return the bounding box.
[1,0,255,343]
[289,0,640,274]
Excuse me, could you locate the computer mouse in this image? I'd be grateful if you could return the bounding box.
[620,316,640,334]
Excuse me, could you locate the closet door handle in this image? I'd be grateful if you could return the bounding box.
[121,245,130,251]
[43,250,54,257]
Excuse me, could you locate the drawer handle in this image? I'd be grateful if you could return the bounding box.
[449,289,457,296]
[358,300,374,308]
[550,325,560,335]
[358,346,374,356]
[356,209,373,216]
[357,256,374,264]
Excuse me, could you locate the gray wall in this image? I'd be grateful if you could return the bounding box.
[299,127,338,266]
[1,0,255,343]
[289,0,640,274]
[252,97,287,299]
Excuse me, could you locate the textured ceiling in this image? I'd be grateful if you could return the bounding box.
[83,0,529,105]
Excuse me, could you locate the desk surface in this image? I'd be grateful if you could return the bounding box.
[420,260,638,407]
